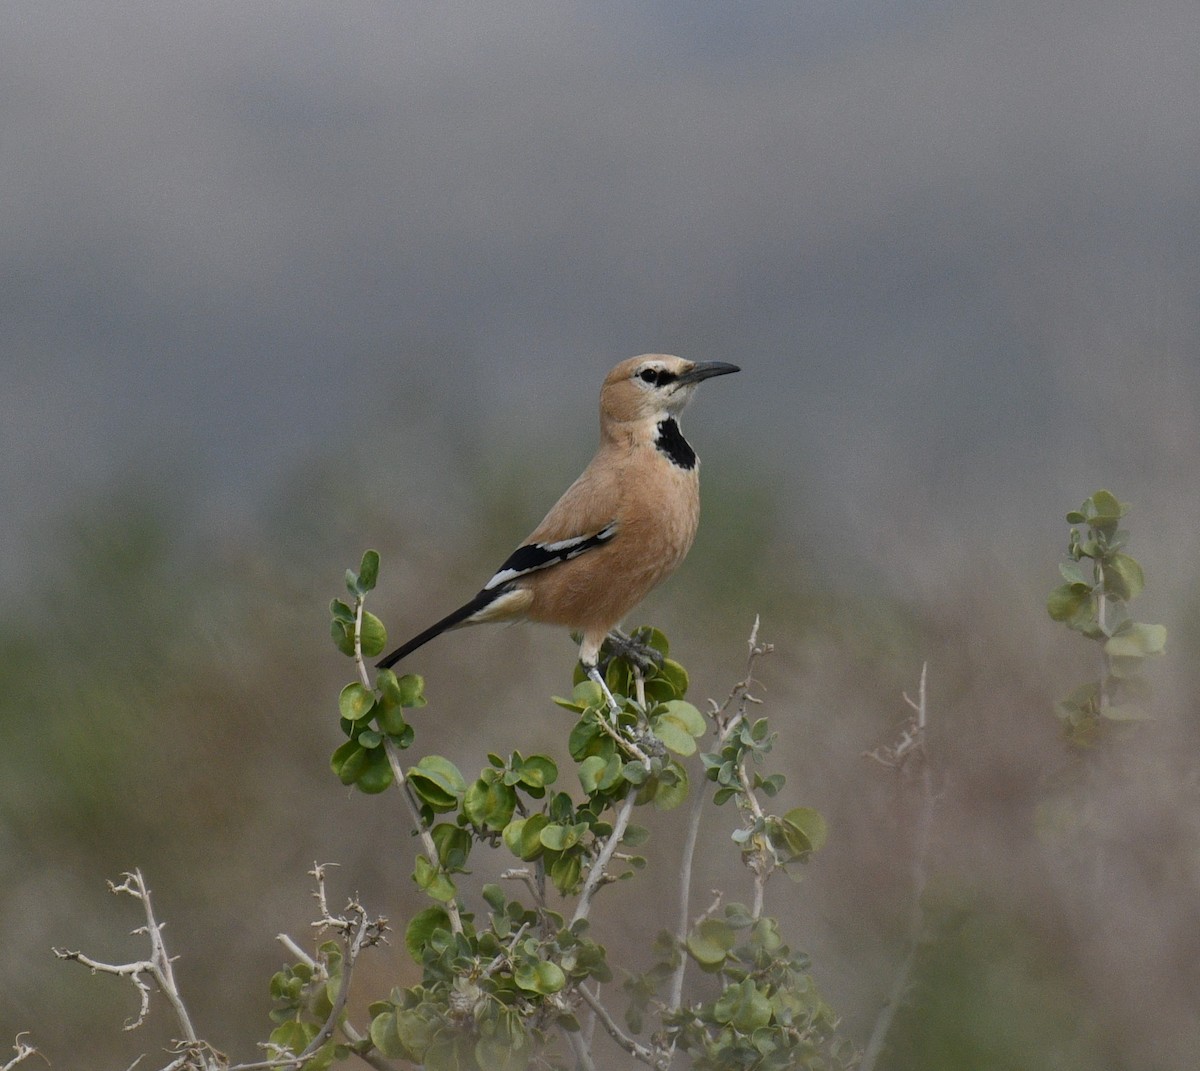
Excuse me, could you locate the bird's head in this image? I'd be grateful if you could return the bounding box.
[600,354,740,426]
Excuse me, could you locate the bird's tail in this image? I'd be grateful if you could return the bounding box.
[374,588,500,670]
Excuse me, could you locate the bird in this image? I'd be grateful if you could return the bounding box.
[376,354,740,703]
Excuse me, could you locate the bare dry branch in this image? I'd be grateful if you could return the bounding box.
[860,662,936,1071]
[0,1035,39,1071]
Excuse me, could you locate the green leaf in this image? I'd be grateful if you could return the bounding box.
[464,778,517,831]
[539,822,585,852]
[394,1007,437,1060]
[659,699,706,736]
[714,978,773,1033]
[515,959,566,995]
[687,918,735,969]
[375,702,409,738]
[359,611,388,658]
[1090,489,1124,523]
[758,773,785,797]
[270,1019,316,1055]
[330,598,355,623]
[369,1011,407,1059]
[408,755,467,811]
[504,814,549,861]
[657,658,689,696]
[1105,622,1166,658]
[395,673,427,708]
[413,855,457,902]
[650,715,698,756]
[548,851,582,894]
[1106,553,1145,600]
[431,823,472,870]
[355,747,394,793]
[518,755,558,791]
[358,550,380,592]
[1047,582,1091,622]
[783,806,829,851]
[621,824,650,847]
[651,762,689,810]
[330,618,355,656]
[1058,560,1089,585]
[338,682,376,722]
[405,905,451,962]
[331,740,366,785]
[578,755,608,794]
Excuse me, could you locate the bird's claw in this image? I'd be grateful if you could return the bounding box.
[603,630,664,674]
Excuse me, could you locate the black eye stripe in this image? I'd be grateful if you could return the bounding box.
[638,368,677,387]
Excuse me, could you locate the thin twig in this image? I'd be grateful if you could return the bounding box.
[571,664,654,927]
[576,986,665,1069]
[860,662,935,1071]
[564,1026,598,1071]
[352,591,465,937]
[246,868,389,1071]
[1,1035,38,1071]
[54,871,220,1071]
[668,617,770,1009]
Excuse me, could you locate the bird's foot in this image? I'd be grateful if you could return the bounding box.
[603,629,664,674]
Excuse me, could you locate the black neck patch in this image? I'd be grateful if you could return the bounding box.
[655,418,697,470]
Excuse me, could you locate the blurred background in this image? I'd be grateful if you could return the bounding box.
[3,2,1200,1067]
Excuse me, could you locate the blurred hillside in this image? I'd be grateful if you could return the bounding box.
[4,440,1199,1068]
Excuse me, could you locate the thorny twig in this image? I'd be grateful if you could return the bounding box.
[55,867,394,1071]
[0,1035,39,1071]
[668,616,772,1011]
[859,662,937,1071]
[53,870,218,1071]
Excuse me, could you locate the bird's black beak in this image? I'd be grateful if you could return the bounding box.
[677,361,741,386]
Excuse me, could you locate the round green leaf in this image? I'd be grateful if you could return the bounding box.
[331,740,366,785]
[578,755,607,794]
[1047,583,1091,622]
[548,851,582,895]
[714,979,773,1034]
[687,918,735,969]
[1107,553,1145,600]
[539,822,584,851]
[355,747,394,793]
[519,754,558,790]
[338,682,376,722]
[783,806,829,851]
[358,550,380,592]
[1105,622,1166,658]
[659,699,706,736]
[651,716,697,756]
[358,611,388,658]
[404,906,451,962]
[408,755,466,811]
[464,778,517,831]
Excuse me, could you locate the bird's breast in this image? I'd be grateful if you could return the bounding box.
[523,445,700,631]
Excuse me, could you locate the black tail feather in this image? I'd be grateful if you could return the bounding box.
[375,589,496,670]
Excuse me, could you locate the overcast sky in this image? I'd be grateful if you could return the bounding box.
[4,1,1199,594]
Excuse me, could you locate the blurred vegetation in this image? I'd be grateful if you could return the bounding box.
[4,452,1199,1068]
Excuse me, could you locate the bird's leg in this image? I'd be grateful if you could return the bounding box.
[603,628,665,674]
[585,663,621,718]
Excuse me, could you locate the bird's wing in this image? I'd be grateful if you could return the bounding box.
[483,522,619,590]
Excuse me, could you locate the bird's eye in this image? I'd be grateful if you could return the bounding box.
[639,368,659,384]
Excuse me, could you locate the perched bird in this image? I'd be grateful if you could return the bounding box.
[376,354,739,700]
